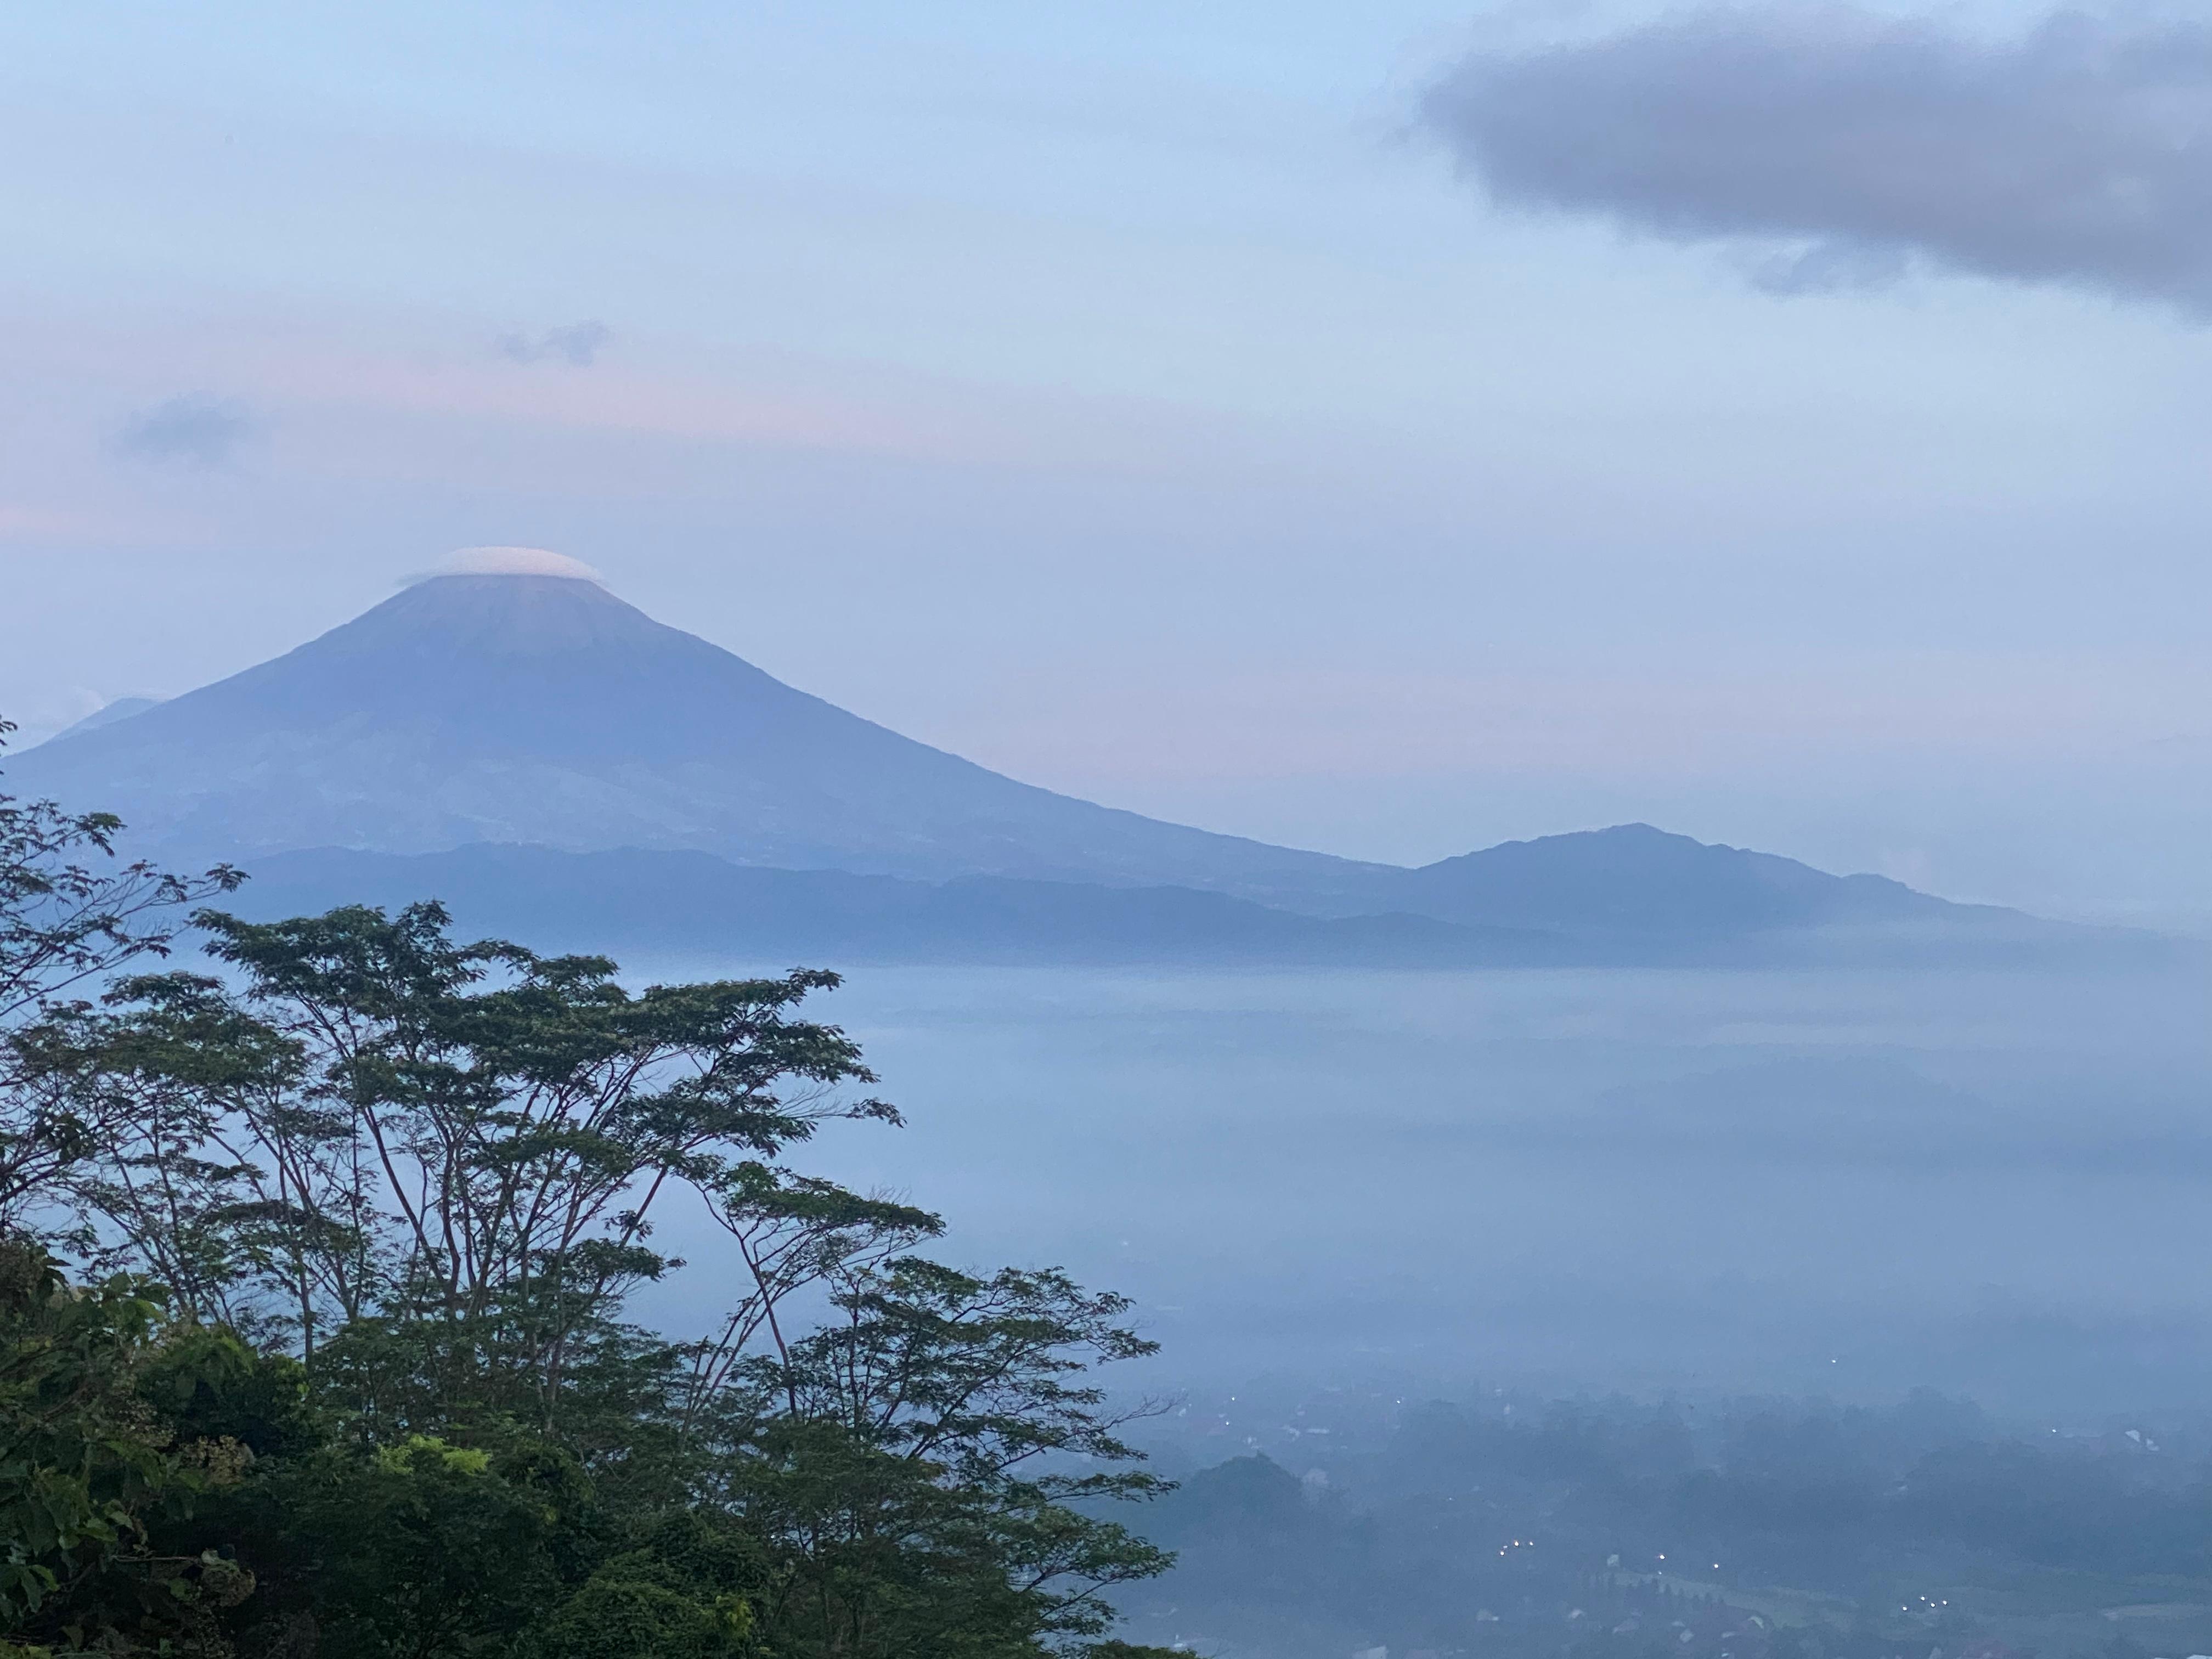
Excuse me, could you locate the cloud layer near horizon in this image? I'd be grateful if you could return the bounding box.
[1423,5,2212,312]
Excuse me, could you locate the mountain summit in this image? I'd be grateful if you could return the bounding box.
[10,571,1380,898]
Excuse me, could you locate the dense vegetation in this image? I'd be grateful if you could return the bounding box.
[0,724,1176,1659]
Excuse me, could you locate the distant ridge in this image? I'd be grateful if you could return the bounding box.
[5,563,2124,961]
[1383,823,1962,934]
[228,845,1564,968]
[222,844,2147,969]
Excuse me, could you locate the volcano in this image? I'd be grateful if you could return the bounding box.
[9,561,2110,961]
[8,568,1383,901]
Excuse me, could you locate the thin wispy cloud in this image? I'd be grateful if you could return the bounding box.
[112,393,259,467]
[496,320,613,366]
[1422,6,2212,313]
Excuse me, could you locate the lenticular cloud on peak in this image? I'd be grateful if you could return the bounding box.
[426,546,605,583]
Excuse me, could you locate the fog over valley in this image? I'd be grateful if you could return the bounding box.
[12,505,2212,1659]
[11,8,2212,1658]
[628,959,2212,1415]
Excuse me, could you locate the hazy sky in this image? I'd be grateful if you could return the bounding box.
[6,1,2212,923]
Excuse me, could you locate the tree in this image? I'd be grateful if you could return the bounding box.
[0,721,241,1233]
[3,885,1176,1659]
[706,1260,1173,1659]
[681,1161,944,1428]
[0,1233,283,1658]
[214,1430,595,1659]
[36,901,896,1431]
[0,714,1181,1657]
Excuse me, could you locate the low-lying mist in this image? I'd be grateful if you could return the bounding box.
[623,958,2212,1419]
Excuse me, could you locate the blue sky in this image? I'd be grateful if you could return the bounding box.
[6,1,2211,922]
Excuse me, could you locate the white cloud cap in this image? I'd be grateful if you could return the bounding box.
[430,545,605,582]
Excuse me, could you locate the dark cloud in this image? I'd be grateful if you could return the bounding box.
[1421,6,2212,314]
[496,320,613,366]
[113,394,259,467]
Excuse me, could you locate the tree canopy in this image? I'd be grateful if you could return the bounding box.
[0,736,1175,1659]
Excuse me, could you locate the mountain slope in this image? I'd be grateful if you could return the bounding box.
[44,696,163,742]
[8,568,2092,955]
[11,574,1384,901]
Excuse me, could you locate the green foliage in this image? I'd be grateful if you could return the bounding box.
[0,1234,270,1658]
[0,773,1172,1659]
[521,1511,763,1659]
[217,1431,592,1659]
[721,1415,1167,1659]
